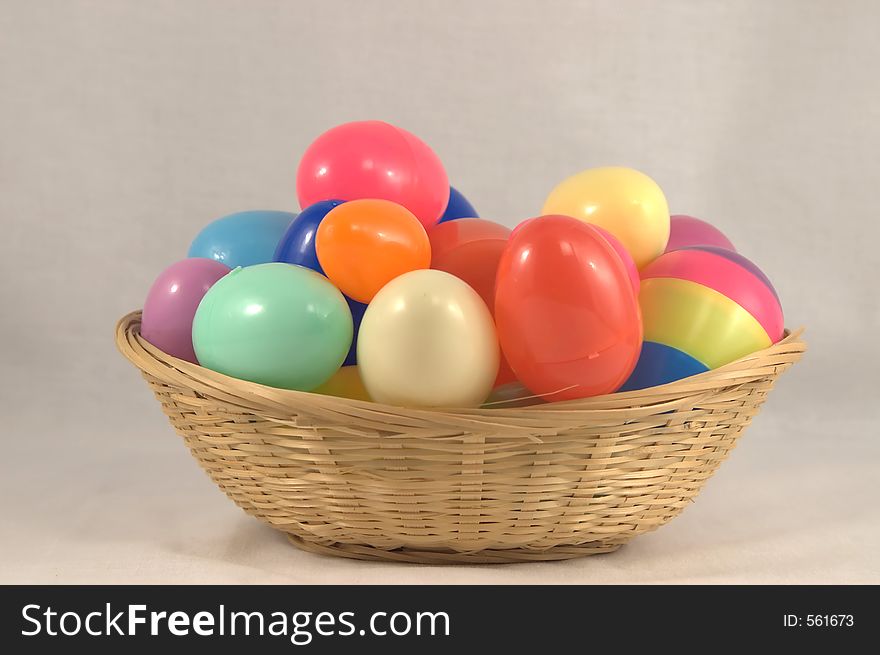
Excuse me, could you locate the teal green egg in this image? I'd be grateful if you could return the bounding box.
[192,263,352,390]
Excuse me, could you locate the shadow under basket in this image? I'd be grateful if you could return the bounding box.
[116,311,805,564]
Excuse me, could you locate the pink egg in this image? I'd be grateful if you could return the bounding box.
[591,225,640,295]
[510,217,536,240]
[141,258,231,362]
[296,121,449,229]
[666,215,735,252]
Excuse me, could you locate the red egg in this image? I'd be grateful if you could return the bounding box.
[429,218,510,310]
[495,215,643,400]
[429,218,515,386]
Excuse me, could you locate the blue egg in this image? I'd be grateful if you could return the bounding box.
[438,186,479,223]
[188,210,297,268]
[273,200,345,274]
[344,296,368,366]
[619,341,709,391]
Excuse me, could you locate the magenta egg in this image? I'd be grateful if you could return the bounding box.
[141,258,231,362]
[591,224,640,294]
[666,215,735,253]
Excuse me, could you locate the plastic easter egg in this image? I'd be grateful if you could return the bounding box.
[273,200,345,273]
[296,120,449,229]
[510,217,536,240]
[192,263,352,390]
[312,366,371,402]
[438,186,479,222]
[316,199,431,303]
[343,296,367,366]
[541,167,669,268]
[590,225,640,295]
[666,215,735,253]
[358,270,499,408]
[511,219,638,294]
[621,246,783,390]
[429,218,514,386]
[141,258,230,363]
[429,218,510,308]
[188,210,296,268]
[686,246,780,301]
[495,215,642,401]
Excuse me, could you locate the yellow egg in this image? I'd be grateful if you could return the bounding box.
[311,365,372,401]
[541,166,670,268]
[357,269,499,408]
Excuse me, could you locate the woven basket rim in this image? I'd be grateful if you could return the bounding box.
[115,310,805,421]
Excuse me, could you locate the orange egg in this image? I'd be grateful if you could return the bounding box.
[316,199,431,303]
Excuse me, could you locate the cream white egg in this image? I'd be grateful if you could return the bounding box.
[357,270,499,408]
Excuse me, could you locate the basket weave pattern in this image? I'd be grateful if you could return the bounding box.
[116,311,804,563]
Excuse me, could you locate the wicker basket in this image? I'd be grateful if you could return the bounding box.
[116,311,805,564]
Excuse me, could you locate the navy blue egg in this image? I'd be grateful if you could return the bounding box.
[438,187,478,223]
[344,296,368,366]
[619,341,709,391]
[273,200,345,273]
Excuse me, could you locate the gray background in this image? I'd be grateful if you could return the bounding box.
[2,0,878,583]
